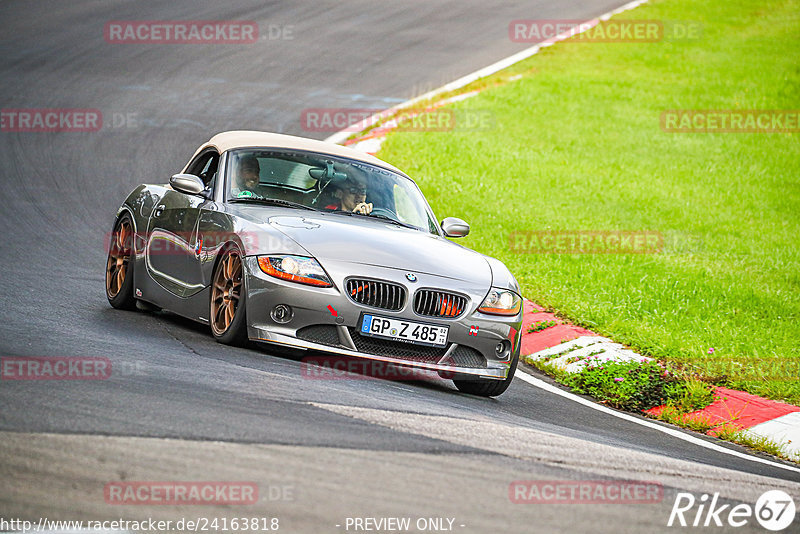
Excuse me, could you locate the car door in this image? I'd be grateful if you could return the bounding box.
[145,150,219,297]
[181,150,222,291]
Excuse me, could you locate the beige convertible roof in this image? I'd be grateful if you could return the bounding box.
[193,130,403,174]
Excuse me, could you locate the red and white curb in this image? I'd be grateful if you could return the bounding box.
[521,300,652,371]
[525,336,649,373]
[647,389,800,459]
[519,299,800,460]
[744,413,800,457]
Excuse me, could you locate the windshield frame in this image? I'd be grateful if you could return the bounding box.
[223,147,442,236]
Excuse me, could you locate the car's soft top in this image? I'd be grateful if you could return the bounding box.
[189,130,404,175]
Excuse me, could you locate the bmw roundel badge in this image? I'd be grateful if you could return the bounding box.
[406,273,417,282]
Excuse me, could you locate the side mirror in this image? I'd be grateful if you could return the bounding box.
[170,173,205,196]
[441,217,470,238]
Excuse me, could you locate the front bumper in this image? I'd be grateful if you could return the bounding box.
[243,257,522,381]
[252,328,510,379]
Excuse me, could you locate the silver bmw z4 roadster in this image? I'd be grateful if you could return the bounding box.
[106,131,522,396]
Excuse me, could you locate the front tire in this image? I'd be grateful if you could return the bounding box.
[210,246,248,346]
[105,214,136,310]
[453,352,518,397]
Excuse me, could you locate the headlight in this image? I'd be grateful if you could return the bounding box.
[257,255,332,287]
[478,288,521,316]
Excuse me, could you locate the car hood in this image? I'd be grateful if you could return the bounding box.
[250,211,492,285]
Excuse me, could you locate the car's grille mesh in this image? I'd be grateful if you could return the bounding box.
[445,345,487,368]
[294,324,487,369]
[413,290,468,318]
[296,325,343,348]
[346,278,406,311]
[346,328,486,368]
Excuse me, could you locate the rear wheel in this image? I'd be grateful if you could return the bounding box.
[453,352,518,397]
[210,246,248,346]
[105,215,136,310]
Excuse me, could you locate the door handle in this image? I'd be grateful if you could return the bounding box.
[153,204,165,217]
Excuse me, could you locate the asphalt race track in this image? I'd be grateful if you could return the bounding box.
[1,1,798,533]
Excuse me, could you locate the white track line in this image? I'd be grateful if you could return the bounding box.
[326,0,650,145]
[514,370,800,475]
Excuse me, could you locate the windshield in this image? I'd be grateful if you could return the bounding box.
[226,148,440,234]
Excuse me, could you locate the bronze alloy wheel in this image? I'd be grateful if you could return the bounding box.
[210,250,243,336]
[106,219,132,298]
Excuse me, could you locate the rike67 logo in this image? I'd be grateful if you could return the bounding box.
[668,490,796,531]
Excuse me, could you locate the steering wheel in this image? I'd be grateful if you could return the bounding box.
[369,206,396,219]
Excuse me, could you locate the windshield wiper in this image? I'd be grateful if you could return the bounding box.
[228,198,317,211]
[367,213,418,230]
[325,209,357,216]
[327,209,418,230]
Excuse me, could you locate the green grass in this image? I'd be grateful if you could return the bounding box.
[668,377,717,412]
[560,358,712,412]
[377,0,800,403]
[527,320,559,333]
[715,424,799,463]
[655,407,716,433]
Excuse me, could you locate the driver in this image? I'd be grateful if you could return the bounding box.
[325,177,372,214]
[231,155,262,198]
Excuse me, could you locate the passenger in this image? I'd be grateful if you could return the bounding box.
[232,155,262,198]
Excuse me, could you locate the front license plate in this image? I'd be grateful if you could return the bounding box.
[360,314,448,348]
